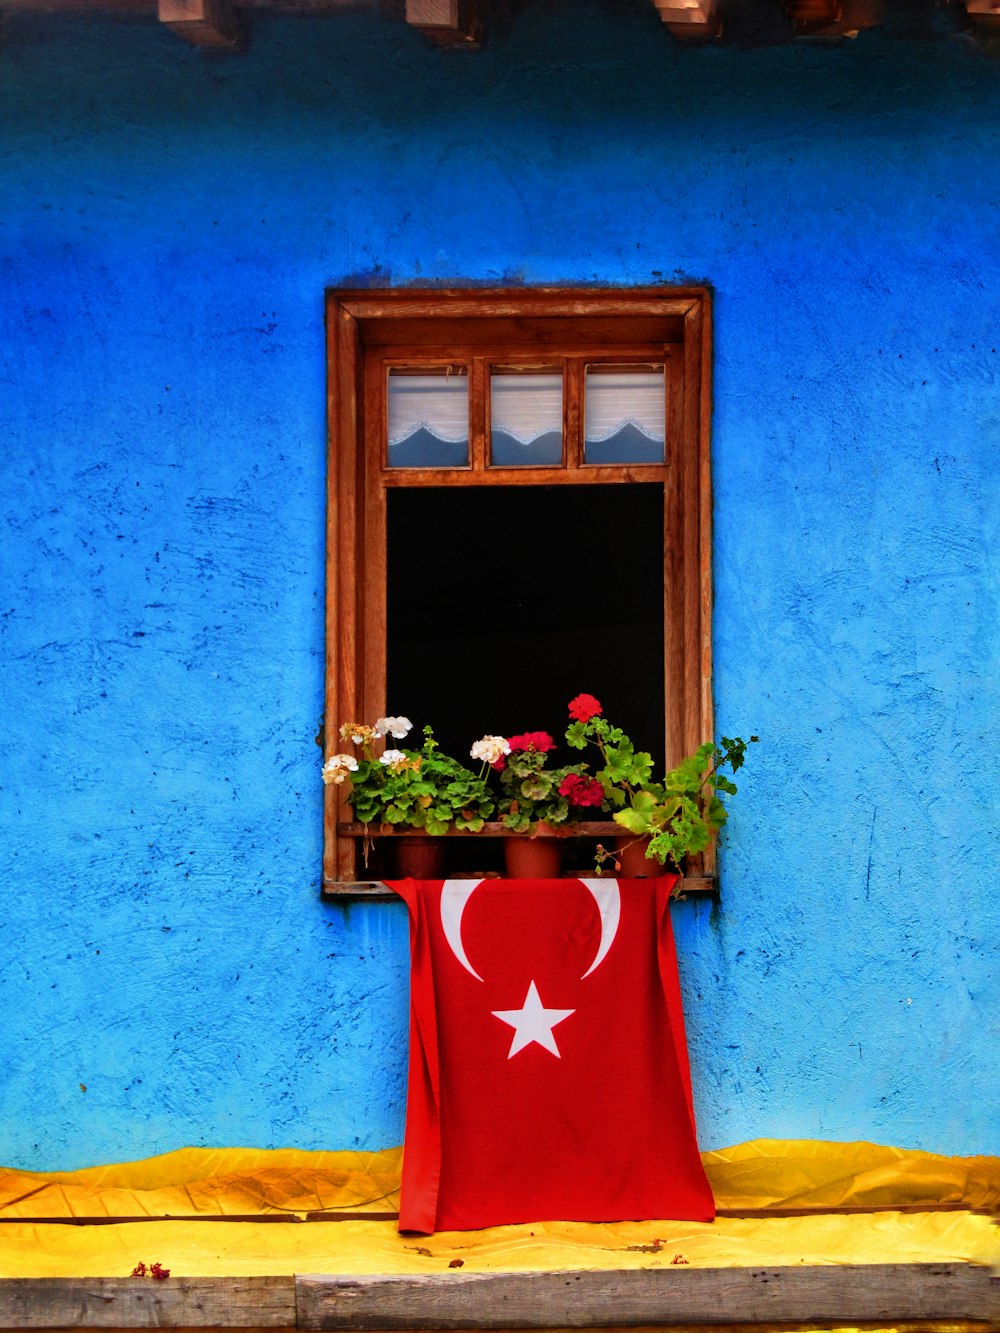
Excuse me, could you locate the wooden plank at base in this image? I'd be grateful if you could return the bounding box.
[296,1265,1000,1330]
[0,1277,296,1329]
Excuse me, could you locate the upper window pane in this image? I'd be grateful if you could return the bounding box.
[490,371,563,466]
[388,369,469,468]
[584,365,665,464]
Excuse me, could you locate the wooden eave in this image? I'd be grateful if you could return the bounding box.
[0,0,995,50]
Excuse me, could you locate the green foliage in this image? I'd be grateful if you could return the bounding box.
[497,747,597,833]
[566,712,654,808]
[327,706,756,873]
[348,725,495,834]
[567,705,757,871]
[612,734,759,870]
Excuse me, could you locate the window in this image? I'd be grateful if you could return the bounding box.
[324,288,713,888]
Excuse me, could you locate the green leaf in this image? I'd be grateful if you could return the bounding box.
[614,808,652,835]
[565,721,588,750]
[631,789,661,816]
[685,822,710,853]
[454,815,485,832]
[543,797,570,825]
[502,811,530,833]
[666,748,711,793]
[706,796,728,828]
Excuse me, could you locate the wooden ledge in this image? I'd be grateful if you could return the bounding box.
[0,1265,997,1330]
[325,824,716,899]
[337,822,645,838]
[322,876,715,900]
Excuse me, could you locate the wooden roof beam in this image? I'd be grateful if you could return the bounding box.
[783,0,880,38]
[965,0,1000,27]
[158,0,241,48]
[651,0,720,40]
[784,0,842,32]
[404,0,482,47]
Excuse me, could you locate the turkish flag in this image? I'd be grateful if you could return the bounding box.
[390,876,715,1233]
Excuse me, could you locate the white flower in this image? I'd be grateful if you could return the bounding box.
[470,735,511,765]
[375,715,413,739]
[322,753,359,785]
[340,721,377,747]
[379,748,407,767]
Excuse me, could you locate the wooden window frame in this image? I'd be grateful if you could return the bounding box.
[324,287,713,892]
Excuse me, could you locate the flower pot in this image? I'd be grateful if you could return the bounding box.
[391,834,448,880]
[503,824,563,879]
[614,834,658,878]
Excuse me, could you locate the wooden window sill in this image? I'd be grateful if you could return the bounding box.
[339,820,650,838]
[322,877,715,900]
[324,822,716,899]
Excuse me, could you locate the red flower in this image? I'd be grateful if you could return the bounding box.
[568,693,602,723]
[558,773,604,807]
[131,1262,171,1279]
[507,731,556,754]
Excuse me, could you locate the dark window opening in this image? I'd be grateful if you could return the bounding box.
[386,484,665,775]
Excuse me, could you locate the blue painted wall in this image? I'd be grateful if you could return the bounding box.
[1,4,997,1170]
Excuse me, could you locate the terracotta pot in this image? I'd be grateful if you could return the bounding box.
[391,834,448,879]
[614,834,658,878]
[503,824,563,879]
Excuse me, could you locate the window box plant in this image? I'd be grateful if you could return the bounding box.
[323,717,495,875]
[323,702,755,884]
[489,730,606,877]
[565,693,757,876]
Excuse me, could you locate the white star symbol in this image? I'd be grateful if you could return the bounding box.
[492,980,575,1059]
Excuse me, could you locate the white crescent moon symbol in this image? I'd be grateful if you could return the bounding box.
[439,877,620,983]
[579,878,621,979]
[439,879,486,981]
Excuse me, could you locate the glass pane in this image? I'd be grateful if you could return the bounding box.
[584,366,665,464]
[490,372,562,466]
[388,369,469,468]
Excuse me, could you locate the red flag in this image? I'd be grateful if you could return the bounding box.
[391,876,715,1233]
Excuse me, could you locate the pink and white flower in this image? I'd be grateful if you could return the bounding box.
[375,716,413,740]
[322,753,359,785]
[470,735,511,765]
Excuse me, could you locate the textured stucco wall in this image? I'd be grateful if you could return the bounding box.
[0,4,997,1171]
